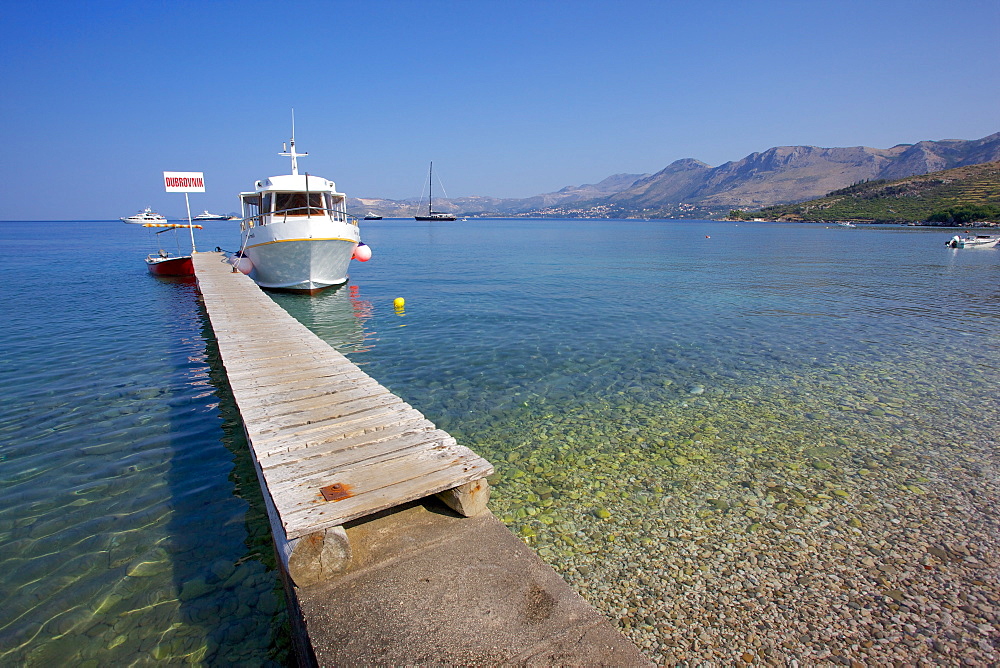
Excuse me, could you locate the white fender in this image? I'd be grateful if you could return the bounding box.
[232,255,253,275]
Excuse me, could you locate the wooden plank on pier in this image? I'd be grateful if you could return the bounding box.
[192,252,494,544]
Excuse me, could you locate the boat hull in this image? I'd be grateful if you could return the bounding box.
[947,235,1000,248]
[414,214,456,221]
[146,255,194,276]
[241,218,359,292]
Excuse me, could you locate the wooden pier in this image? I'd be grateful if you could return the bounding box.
[192,251,649,667]
[193,252,493,584]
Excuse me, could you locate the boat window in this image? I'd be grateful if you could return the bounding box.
[242,195,260,227]
[273,192,325,216]
[325,193,345,221]
[261,193,272,214]
[308,193,324,215]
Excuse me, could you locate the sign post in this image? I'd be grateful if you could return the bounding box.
[163,171,206,253]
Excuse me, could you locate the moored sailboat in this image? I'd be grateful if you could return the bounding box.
[414,162,456,221]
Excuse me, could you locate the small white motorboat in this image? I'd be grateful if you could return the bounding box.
[121,207,167,224]
[946,234,1000,248]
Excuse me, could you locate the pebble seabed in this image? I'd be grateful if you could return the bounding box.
[445,352,1000,666]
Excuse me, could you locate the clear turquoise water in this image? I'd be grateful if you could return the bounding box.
[279,220,1000,434]
[276,219,1000,520]
[2,219,998,664]
[0,221,289,665]
[274,219,1000,660]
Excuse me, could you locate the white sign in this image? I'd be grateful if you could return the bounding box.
[163,171,206,192]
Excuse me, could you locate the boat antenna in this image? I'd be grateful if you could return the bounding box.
[279,108,307,175]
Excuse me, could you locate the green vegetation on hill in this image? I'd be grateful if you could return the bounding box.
[926,204,1000,224]
[748,162,1000,224]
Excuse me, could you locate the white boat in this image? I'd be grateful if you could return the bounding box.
[193,210,229,221]
[837,221,857,228]
[121,207,167,224]
[363,211,383,220]
[232,129,361,293]
[946,234,1000,249]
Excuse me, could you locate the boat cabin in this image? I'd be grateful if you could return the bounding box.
[239,174,352,230]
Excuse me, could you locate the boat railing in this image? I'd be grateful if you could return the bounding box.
[238,207,360,231]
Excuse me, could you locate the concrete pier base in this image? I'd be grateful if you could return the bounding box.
[296,498,651,666]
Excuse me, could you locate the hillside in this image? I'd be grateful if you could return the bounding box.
[748,162,1000,224]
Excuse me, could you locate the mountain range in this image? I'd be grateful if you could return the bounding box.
[349,132,1000,219]
[350,172,649,218]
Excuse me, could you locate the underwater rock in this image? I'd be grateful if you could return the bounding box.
[179,577,212,602]
[211,560,235,582]
[256,590,281,616]
[804,446,843,458]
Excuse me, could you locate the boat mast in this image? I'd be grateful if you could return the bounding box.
[279,109,308,176]
[428,161,434,215]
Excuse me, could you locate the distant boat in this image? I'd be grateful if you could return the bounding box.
[946,234,1000,248]
[837,221,857,228]
[193,210,229,221]
[363,212,383,220]
[121,207,167,224]
[414,162,456,221]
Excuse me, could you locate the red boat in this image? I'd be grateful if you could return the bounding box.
[138,223,203,276]
[145,252,195,276]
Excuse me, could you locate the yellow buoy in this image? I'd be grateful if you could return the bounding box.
[393,297,405,309]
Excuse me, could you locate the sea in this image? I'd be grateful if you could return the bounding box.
[1,218,998,665]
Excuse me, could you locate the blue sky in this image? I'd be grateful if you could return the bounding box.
[1,0,997,219]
